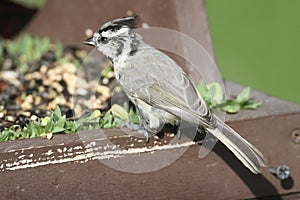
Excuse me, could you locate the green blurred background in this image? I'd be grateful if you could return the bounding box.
[206,0,300,104]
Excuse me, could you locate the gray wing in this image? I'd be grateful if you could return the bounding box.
[118,48,216,129]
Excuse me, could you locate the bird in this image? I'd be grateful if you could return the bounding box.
[84,15,266,174]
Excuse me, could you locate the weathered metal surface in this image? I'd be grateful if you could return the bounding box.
[225,81,300,122]
[0,82,299,199]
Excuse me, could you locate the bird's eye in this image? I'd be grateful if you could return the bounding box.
[100,37,108,43]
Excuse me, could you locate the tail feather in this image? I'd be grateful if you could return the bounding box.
[207,116,267,174]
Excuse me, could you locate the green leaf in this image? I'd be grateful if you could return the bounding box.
[110,104,129,121]
[64,121,77,133]
[53,105,62,120]
[75,110,101,130]
[236,86,251,104]
[100,111,113,128]
[89,109,101,119]
[197,80,211,102]
[41,116,51,126]
[243,100,261,109]
[22,34,32,60]
[222,100,241,114]
[208,82,224,105]
[101,64,114,78]
[0,129,9,141]
[55,115,66,128]
[37,37,50,60]
[55,41,63,59]
[129,107,139,124]
[29,122,37,138]
[112,118,124,127]
[73,58,81,70]
[6,39,18,59]
[52,127,65,133]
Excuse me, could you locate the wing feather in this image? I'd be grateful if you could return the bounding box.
[118,49,216,128]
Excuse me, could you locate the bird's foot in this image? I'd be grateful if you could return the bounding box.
[124,122,150,142]
[138,129,150,143]
[124,122,141,131]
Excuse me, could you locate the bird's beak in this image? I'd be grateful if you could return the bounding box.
[84,37,95,46]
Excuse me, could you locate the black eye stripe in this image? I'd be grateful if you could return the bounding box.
[98,24,120,34]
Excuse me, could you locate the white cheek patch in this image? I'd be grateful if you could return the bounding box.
[101,27,130,38]
[93,32,100,37]
[93,32,101,43]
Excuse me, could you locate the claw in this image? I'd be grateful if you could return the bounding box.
[177,130,182,139]
[138,129,150,143]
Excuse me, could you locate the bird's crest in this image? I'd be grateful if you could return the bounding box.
[98,14,139,34]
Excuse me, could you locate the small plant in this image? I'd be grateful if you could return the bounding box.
[0,34,67,73]
[0,104,139,142]
[5,34,51,72]
[100,104,139,128]
[197,80,261,113]
[0,106,74,141]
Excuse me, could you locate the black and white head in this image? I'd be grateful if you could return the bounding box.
[84,15,141,61]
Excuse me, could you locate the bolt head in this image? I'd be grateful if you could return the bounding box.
[291,128,300,144]
[276,165,290,180]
